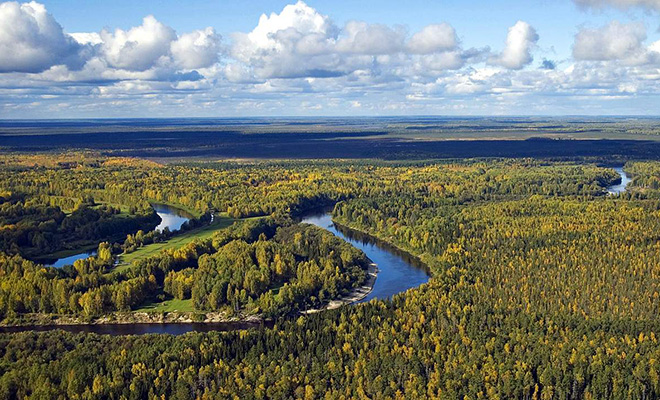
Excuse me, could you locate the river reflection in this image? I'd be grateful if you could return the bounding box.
[44,203,192,268]
[300,209,430,303]
[0,321,271,336]
[607,167,632,195]
[152,203,193,232]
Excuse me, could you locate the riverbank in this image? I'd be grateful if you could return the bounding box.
[0,311,263,327]
[302,262,379,314]
[300,210,429,306]
[3,210,429,334]
[332,218,431,274]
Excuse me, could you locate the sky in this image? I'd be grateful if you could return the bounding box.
[2,0,660,118]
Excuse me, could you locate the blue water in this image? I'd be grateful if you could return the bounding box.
[45,204,191,268]
[152,203,192,233]
[45,250,97,269]
[607,167,632,195]
[300,211,430,303]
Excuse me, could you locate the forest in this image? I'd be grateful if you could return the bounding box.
[4,117,660,160]
[3,153,660,398]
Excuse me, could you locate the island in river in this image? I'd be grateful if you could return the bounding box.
[1,207,431,335]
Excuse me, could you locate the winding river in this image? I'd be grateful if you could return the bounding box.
[607,166,632,195]
[6,208,430,335]
[5,166,630,335]
[300,209,430,303]
[43,203,191,268]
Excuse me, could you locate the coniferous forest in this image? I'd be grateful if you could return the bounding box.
[2,153,660,398]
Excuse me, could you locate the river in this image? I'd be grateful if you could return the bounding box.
[11,166,628,335]
[7,208,430,335]
[43,203,191,268]
[607,166,632,195]
[300,209,430,303]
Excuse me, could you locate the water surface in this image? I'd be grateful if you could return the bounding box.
[152,203,193,232]
[43,250,97,269]
[0,322,267,336]
[300,210,430,303]
[44,203,192,268]
[607,167,632,195]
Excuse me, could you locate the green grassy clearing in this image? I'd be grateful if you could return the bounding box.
[113,215,236,272]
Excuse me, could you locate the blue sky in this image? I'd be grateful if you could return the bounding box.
[2,0,660,117]
[42,0,660,62]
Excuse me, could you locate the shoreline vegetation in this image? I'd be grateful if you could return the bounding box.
[1,213,405,328]
[0,264,382,328]
[4,156,618,324]
[302,262,378,314]
[0,311,263,327]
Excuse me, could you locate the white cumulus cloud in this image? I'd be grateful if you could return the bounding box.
[336,21,406,55]
[99,15,177,71]
[0,1,85,73]
[231,1,341,79]
[573,21,654,64]
[171,27,222,69]
[407,23,458,54]
[490,21,539,70]
[230,1,466,80]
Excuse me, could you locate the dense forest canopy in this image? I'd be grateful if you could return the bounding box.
[4,118,660,160]
[3,153,660,398]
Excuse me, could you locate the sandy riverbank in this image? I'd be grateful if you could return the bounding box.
[0,311,262,327]
[302,261,378,314]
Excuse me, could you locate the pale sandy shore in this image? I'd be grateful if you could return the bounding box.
[0,311,262,327]
[1,262,378,327]
[302,262,378,314]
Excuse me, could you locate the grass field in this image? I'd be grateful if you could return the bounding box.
[114,215,236,272]
[135,298,194,312]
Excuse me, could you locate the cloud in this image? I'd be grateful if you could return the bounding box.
[234,0,335,59]
[93,15,222,73]
[99,15,177,71]
[573,0,660,11]
[336,21,406,54]
[416,51,465,71]
[230,1,466,81]
[573,21,653,64]
[6,0,660,117]
[0,1,85,73]
[407,24,458,54]
[70,32,103,46]
[231,1,341,79]
[170,28,222,69]
[490,21,539,69]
